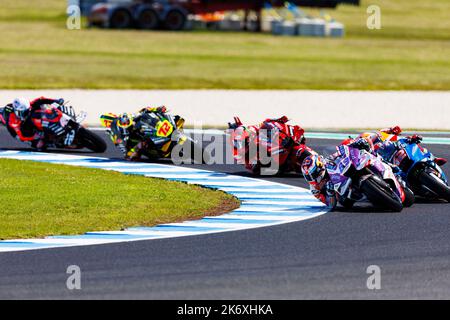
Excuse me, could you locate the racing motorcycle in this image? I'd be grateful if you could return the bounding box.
[383,137,450,202]
[39,103,107,152]
[228,116,307,175]
[100,111,208,163]
[1,102,107,153]
[326,144,412,212]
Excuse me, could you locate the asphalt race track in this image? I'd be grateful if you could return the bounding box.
[0,127,450,299]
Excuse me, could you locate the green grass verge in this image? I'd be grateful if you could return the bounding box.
[0,0,449,90]
[0,159,239,240]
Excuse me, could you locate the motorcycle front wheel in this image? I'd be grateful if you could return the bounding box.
[360,176,404,212]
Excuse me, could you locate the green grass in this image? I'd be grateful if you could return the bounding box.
[0,0,449,89]
[0,159,239,240]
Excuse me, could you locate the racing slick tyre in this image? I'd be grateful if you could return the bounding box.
[163,9,187,31]
[137,9,160,30]
[340,198,355,210]
[418,170,450,202]
[361,176,404,212]
[78,127,107,153]
[109,8,132,29]
[403,186,415,208]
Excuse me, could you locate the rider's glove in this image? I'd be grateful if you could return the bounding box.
[407,134,423,144]
[56,98,64,105]
[126,150,140,161]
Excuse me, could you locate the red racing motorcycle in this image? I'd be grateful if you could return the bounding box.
[227,116,313,175]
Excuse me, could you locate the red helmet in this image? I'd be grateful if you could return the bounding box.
[229,126,250,157]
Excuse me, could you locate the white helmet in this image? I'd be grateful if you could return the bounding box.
[12,97,30,120]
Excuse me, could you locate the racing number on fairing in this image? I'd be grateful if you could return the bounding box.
[339,156,351,173]
[156,120,173,137]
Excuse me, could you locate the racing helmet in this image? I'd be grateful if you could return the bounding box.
[379,126,402,142]
[12,97,30,120]
[388,126,402,135]
[359,132,381,147]
[229,126,250,157]
[117,113,133,129]
[301,154,327,183]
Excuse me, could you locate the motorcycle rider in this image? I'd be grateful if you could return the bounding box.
[300,136,380,210]
[107,106,170,160]
[228,116,312,175]
[342,126,430,164]
[1,97,65,149]
[302,127,423,210]
[301,153,337,209]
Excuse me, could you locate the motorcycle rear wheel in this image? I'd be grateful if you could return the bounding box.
[361,176,404,212]
[418,170,450,202]
[78,127,107,153]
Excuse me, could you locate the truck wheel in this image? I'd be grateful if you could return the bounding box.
[109,8,132,29]
[137,8,160,30]
[163,10,187,31]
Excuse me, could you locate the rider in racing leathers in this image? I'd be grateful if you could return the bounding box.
[300,134,393,210]
[108,106,170,160]
[0,97,64,149]
[301,127,424,210]
[228,116,313,175]
[342,126,428,164]
[301,153,338,209]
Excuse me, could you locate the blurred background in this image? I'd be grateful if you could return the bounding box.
[0,0,448,90]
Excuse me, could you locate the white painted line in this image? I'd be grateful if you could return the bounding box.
[168,221,270,229]
[218,188,310,193]
[237,204,324,211]
[235,194,314,199]
[241,200,321,205]
[219,215,309,221]
[86,230,200,237]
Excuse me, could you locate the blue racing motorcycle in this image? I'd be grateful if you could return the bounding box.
[385,137,450,202]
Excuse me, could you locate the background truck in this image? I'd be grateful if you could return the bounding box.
[84,0,359,31]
